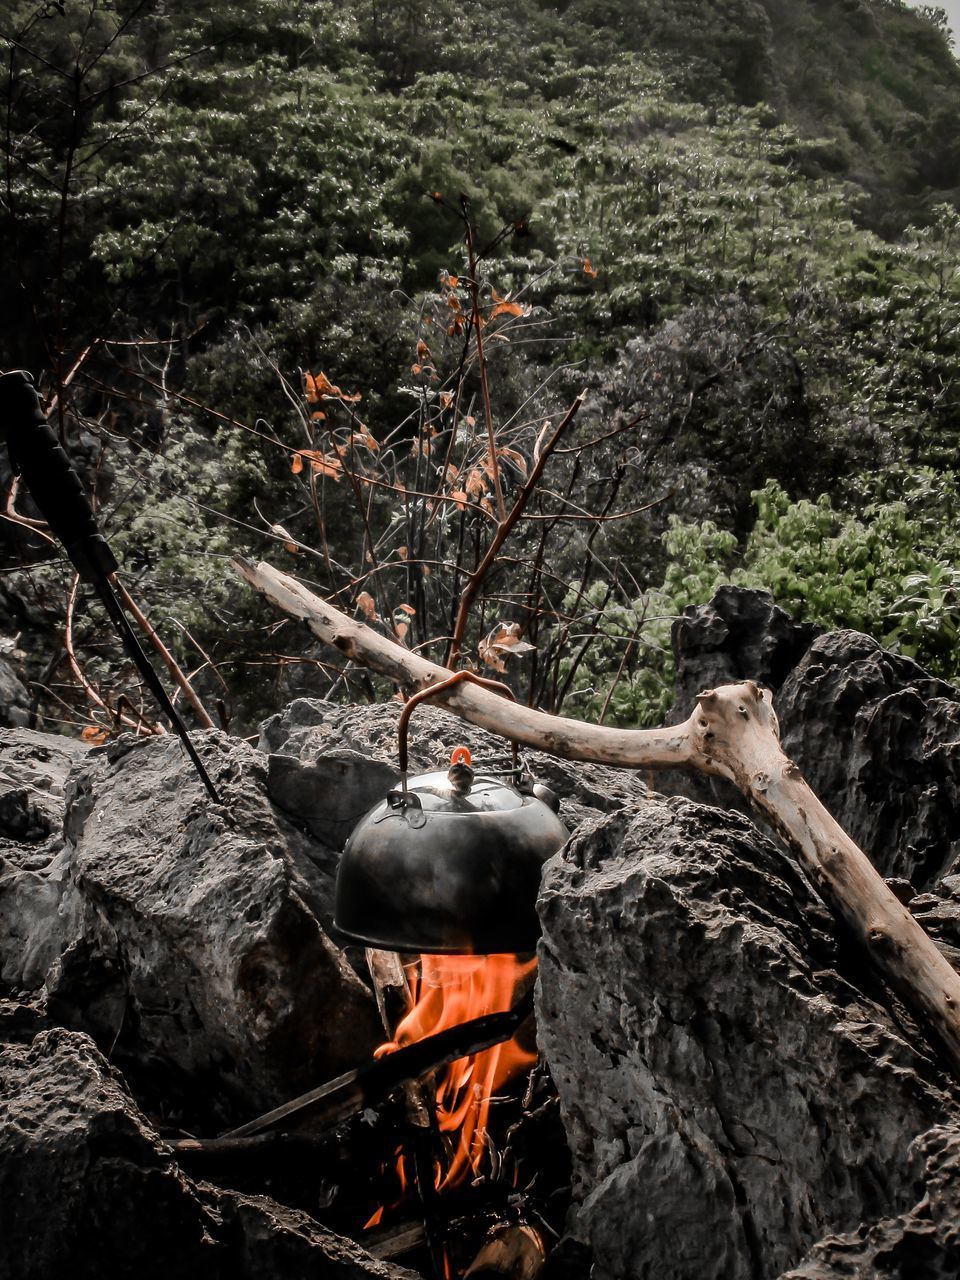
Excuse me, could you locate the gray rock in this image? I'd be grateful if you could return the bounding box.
[777,631,960,888]
[259,698,647,842]
[0,840,69,989]
[668,586,822,722]
[536,796,960,1280]
[779,1125,960,1278]
[660,591,960,889]
[0,655,30,728]
[658,587,820,811]
[45,729,382,1123]
[0,1024,417,1280]
[0,725,87,841]
[0,729,88,990]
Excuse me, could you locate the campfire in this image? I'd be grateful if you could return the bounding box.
[363,950,546,1277]
[372,953,539,1199]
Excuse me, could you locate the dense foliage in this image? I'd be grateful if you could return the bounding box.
[1,0,959,734]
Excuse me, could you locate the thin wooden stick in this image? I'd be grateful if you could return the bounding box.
[447,392,585,667]
[64,572,155,735]
[111,576,216,729]
[234,557,960,1078]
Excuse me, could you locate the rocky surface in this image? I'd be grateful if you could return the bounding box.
[661,590,960,889]
[3,610,960,1279]
[0,1025,416,1280]
[536,794,960,1280]
[0,728,88,989]
[0,724,87,841]
[780,1125,960,1278]
[668,586,822,722]
[658,587,820,811]
[778,631,960,888]
[259,697,649,839]
[43,729,382,1125]
[0,654,30,728]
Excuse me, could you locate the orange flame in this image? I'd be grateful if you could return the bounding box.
[367,951,536,1229]
[398,953,537,1191]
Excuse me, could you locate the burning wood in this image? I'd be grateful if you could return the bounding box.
[380,954,538,1194]
[365,953,540,1280]
[464,1224,547,1279]
[192,996,535,1145]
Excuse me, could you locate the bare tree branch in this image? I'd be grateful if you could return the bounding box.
[235,556,960,1080]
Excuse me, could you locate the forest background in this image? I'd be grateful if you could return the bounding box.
[2,0,960,739]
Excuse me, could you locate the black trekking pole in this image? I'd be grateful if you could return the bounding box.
[0,370,221,804]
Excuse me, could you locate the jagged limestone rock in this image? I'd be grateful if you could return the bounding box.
[777,631,960,888]
[779,1126,960,1278]
[0,656,30,729]
[668,586,821,722]
[0,728,87,989]
[0,1026,417,1280]
[0,725,87,842]
[662,592,960,889]
[536,796,960,1280]
[658,587,820,811]
[44,730,381,1124]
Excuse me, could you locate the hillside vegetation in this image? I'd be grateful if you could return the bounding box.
[1,0,959,732]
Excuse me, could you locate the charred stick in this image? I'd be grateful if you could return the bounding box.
[366,947,433,1130]
[363,1221,428,1261]
[222,992,535,1141]
[169,1131,333,1158]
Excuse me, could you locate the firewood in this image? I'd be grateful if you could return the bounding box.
[464,1223,547,1278]
[219,993,534,1141]
[233,557,960,1079]
[366,947,433,1129]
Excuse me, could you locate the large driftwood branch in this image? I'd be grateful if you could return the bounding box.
[234,558,960,1077]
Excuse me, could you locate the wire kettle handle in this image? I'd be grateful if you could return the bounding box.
[397,671,519,779]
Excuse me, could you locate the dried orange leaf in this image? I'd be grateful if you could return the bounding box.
[497,446,528,476]
[295,449,342,480]
[356,591,377,620]
[478,634,507,672]
[479,622,535,669]
[490,299,524,320]
[81,725,108,744]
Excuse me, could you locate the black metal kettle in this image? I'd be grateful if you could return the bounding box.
[334,673,568,955]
